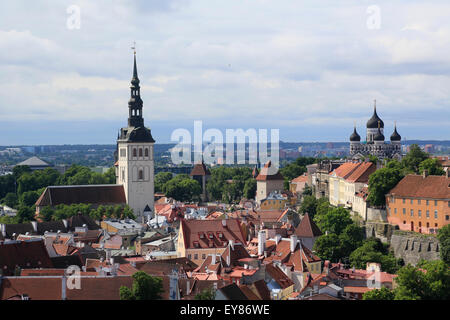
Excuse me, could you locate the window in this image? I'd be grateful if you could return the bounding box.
[410,209,414,217]
[133,148,137,157]
[434,210,438,219]
[202,254,206,259]
[139,148,143,157]
[394,208,397,214]
[434,200,438,206]
[426,210,430,218]
[188,254,192,259]
[194,254,198,260]
[418,199,421,205]
[403,208,406,215]
[446,215,449,221]
[120,148,126,158]
[145,148,149,157]
[138,169,144,180]
[403,198,405,204]
[418,210,421,217]
[410,199,413,205]
[426,200,429,206]
[435,223,438,227]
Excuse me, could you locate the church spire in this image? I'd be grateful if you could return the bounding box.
[128,44,144,128]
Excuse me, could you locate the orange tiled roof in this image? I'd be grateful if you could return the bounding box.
[387,174,450,199]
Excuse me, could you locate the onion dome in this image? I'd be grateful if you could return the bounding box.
[390,124,401,141]
[350,127,361,142]
[367,100,384,129]
[373,122,385,141]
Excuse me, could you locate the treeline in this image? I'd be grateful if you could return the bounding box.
[0,165,116,224]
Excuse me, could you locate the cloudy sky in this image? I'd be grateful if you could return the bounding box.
[0,0,449,145]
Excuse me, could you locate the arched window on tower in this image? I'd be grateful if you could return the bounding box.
[133,148,137,157]
[144,148,149,157]
[139,148,143,157]
[138,169,144,180]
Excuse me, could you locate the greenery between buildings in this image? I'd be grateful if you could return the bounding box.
[119,271,164,300]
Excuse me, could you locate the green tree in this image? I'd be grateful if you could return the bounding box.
[12,165,31,180]
[313,233,342,262]
[401,144,429,174]
[339,224,365,258]
[19,190,40,207]
[243,179,257,200]
[437,224,450,265]
[163,176,202,202]
[367,164,404,207]
[119,271,164,300]
[39,206,55,222]
[362,287,395,300]
[314,207,353,235]
[194,287,216,300]
[16,205,35,223]
[349,238,401,273]
[418,158,445,176]
[298,195,318,218]
[2,192,18,208]
[155,172,173,193]
[103,167,116,184]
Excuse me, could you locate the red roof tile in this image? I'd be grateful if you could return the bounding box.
[387,174,450,199]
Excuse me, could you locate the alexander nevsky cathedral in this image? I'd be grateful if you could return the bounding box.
[349,101,402,160]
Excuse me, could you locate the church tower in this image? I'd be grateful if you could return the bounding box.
[115,50,155,219]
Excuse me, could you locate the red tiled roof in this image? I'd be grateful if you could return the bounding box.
[256,161,284,181]
[332,161,376,183]
[265,264,294,289]
[387,174,450,199]
[292,175,308,183]
[294,213,322,238]
[190,162,211,176]
[180,219,246,250]
[0,240,53,276]
[35,185,126,207]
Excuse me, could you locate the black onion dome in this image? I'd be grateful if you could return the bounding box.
[350,127,361,142]
[390,126,401,141]
[367,105,384,129]
[373,127,385,141]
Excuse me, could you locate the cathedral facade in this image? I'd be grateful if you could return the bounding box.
[349,102,402,160]
[115,52,155,219]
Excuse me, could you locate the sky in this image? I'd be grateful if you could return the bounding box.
[0,0,449,145]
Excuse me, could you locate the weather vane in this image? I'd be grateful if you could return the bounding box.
[131,41,136,55]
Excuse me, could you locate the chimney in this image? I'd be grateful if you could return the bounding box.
[61,275,67,300]
[275,234,281,245]
[423,170,428,178]
[257,230,266,256]
[290,235,298,253]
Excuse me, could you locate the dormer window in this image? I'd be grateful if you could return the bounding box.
[193,241,200,248]
[199,232,205,239]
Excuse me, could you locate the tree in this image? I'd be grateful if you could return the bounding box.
[314,207,353,235]
[13,165,31,180]
[349,238,401,274]
[194,287,216,300]
[39,206,55,222]
[16,205,35,223]
[19,190,40,207]
[362,287,395,300]
[119,271,164,300]
[437,224,450,265]
[367,164,404,207]
[243,179,257,200]
[103,167,116,184]
[2,192,18,208]
[298,195,318,218]
[313,233,342,262]
[418,158,445,176]
[339,224,365,258]
[163,176,202,202]
[302,185,312,196]
[155,172,173,193]
[401,144,429,174]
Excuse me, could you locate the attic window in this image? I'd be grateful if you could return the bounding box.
[216,232,223,238]
[199,232,205,239]
[193,241,200,248]
[208,232,214,239]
